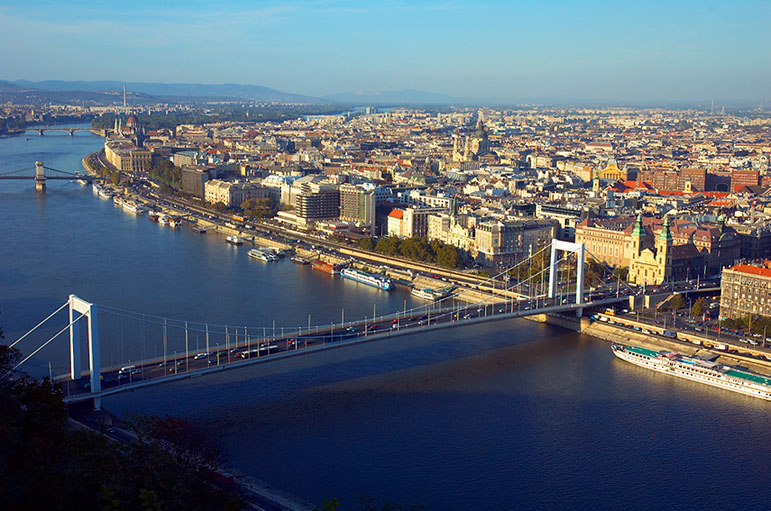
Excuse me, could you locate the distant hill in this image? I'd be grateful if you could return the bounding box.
[0,80,25,92]
[14,80,316,103]
[323,89,470,105]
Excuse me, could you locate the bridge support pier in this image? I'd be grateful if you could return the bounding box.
[69,295,101,409]
[34,161,46,192]
[548,239,585,318]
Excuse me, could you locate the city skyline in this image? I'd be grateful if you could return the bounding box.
[3,0,770,103]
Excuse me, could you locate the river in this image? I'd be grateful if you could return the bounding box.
[1,126,769,510]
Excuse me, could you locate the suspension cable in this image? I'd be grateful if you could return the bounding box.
[4,311,87,378]
[9,301,69,348]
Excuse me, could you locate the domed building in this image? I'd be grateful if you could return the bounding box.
[125,113,138,132]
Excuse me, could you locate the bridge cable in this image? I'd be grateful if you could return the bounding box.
[4,311,87,379]
[9,301,69,348]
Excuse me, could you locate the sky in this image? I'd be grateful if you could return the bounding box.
[1,0,769,103]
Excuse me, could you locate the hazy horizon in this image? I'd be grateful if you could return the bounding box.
[3,0,770,103]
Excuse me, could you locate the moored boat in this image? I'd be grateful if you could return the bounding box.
[311,259,341,274]
[122,200,146,215]
[611,344,771,401]
[411,287,446,300]
[341,268,394,290]
[248,249,278,262]
[290,256,309,265]
[226,235,244,245]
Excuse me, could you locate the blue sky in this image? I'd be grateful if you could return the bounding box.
[1,0,769,102]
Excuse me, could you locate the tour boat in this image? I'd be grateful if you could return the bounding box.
[341,268,394,290]
[611,344,771,401]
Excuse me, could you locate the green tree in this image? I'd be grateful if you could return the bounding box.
[242,197,277,219]
[691,297,708,317]
[359,237,375,250]
[613,266,629,281]
[375,236,401,256]
[436,245,460,268]
[668,294,685,310]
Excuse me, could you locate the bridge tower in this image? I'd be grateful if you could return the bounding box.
[34,161,46,192]
[68,295,102,409]
[547,239,585,317]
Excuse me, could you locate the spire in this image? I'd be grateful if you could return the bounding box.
[632,213,644,238]
[658,216,673,242]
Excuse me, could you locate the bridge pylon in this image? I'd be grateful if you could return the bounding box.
[34,161,46,192]
[68,295,102,409]
[547,239,585,317]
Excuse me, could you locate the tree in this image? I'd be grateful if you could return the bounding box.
[668,294,685,311]
[359,237,375,250]
[691,297,708,317]
[375,236,401,256]
[436,245,460,269]
[242,197,277,219]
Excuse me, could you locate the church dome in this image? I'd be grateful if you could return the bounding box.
[126,114,138,127]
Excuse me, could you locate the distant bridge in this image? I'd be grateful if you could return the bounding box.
[24,127,95,136]
[5,239,644,408]
[0,161,98,191]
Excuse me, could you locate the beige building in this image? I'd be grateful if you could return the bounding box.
[104,140,151,173]
[388,207,448,238]
[205,179,268,208]
[474,219,556,266]
[720,263,771,320]
[339,183,375,234]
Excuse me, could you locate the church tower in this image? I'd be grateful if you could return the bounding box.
[630,213,644,258]
[656,216,673,283]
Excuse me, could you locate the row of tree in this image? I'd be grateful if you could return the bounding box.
[91,105,346,132]
[150,159,183,189]
[359,236,461,269]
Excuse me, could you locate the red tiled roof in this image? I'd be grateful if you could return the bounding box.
[388,209,404,219]
[729,264,771,278]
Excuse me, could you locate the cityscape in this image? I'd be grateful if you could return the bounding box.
[1,1,770,510]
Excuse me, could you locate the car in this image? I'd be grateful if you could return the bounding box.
[193,352,209,360]
[118,365,136,375]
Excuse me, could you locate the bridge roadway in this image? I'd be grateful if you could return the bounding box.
[60,295,627,404]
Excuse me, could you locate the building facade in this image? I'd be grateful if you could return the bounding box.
[104,140,151,173]
[720,263,771,320]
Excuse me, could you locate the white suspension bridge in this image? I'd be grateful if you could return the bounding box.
[5,240,637,409]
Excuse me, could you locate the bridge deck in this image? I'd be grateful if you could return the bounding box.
[61,296,626,403]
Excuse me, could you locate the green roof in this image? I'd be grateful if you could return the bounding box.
[627,346,660,358]
[725,369,771,386]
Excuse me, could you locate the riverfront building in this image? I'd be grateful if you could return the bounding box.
[720,262,771,320]
[104,140,151,173]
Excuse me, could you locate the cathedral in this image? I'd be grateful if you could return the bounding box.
[628,215,704,286]
[452,118,491,162]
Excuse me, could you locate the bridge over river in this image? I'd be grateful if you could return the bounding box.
[5,239,652,408]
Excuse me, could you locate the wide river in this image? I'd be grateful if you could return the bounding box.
[1,127,770,510]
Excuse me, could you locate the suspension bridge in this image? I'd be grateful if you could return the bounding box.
[0,161,97,191]
[5,239,638,409]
